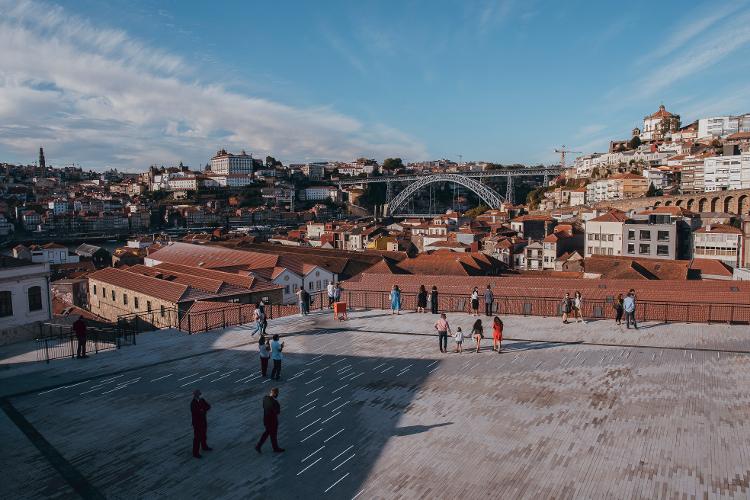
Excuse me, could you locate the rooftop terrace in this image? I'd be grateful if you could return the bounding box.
[2,310,750,498]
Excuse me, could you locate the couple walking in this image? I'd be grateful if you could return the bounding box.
[613,289,638,328]
[416,285,439,314]
[258,334,284,379]
[561,291,585,324]
[470,285,495,317]
[434,314,504,353]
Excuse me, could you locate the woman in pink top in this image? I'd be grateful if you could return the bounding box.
[434,313,451,353]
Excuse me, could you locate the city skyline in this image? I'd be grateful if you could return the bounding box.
[1,0,750,171]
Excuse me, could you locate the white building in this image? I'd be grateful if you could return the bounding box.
[693,224,743,268]
[19,243,80,265]
[584,210,627,257]
[210,149,254,175]
[703,154,750,192]
[303,186,340,202]
[301,163,325,181]
[204,173,254,188]
[698,114,750,139]
[0,256,51,343]
[48,199,70,215]
[640,104,679,142]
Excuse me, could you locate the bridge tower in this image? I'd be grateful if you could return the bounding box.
[505,175,514,205]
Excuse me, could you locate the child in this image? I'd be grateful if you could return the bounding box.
[453,327,464,353]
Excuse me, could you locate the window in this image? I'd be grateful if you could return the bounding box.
[628,230,635,240]
[134,297,139,309]
[147,301,152,312]
[93,284,97,295]
[588,234,593,241]
[285,285,290,294]
[28,286,42,311]
[588,246,593,254]
[160,305,166,317]
[317,280,321,290]
[627,244,635,254]
[608,234,614,242]
[607,248,614,255]
[111,290,116,301]
[102,287,106,298]
[308,281,314,291]
[123,293,128,306]
[657,231,670,241]
[639,244,650,254]
[639,230,651,240]
[656,245,669,256]
[593,234,599,241]
[0,291,12,317]
[293,284,298,292]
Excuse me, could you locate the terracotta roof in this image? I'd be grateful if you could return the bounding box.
[590,210,628,223]
[689,259,733,278]
[89,267,189,303]
[147,242,278,270]
[585,255,689,280]
[726,131,750,140]
[646,105,675,119]
[694,224,742,234]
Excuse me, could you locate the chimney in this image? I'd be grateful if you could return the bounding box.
[706,224,711,232]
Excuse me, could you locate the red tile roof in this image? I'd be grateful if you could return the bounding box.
[147,242,278,270]
[694,224,742,234]
[590,210,628,223]
[89,267,189,303]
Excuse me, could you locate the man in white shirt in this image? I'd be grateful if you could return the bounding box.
[270,335,284,380]
[327,282,336,309]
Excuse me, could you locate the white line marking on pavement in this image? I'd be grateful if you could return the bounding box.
[372,363,386,371]
[289,371,309,381]
[428,367,438,374]
[330,400,349,412]
[348,373,363,381]
[332,454,356,471]
[150,374,173,382]
[306,386,324,396]
[180,378,203,388]
[263,378,271,384]
[325,473,350,493]
[209,374,230,383]
[313,366,329,374]
[381,366,393,374]
[336,364,352,373]
[331,445,354,462]
[243,375,262,384]
[178,372,199,381]
[321,411,341,424]
[301,445,325,462]
[38,386,71,396]
[305,376,322,385]
[305,359,322,366]
[299,418,321,432]
[332,384,348,394]
[322,396,341,408]
[296,406,317,418]
[299,398,318,410]
[330,359,346,366]
[296,456,322,476]
[352,487,368,499]
[426,360,439,368]
[236,374,257,383]
[300,428,323,443]
[97,375,125,384]
[101,384,128,395]
[200,370,220,379]
[324,428,345,443]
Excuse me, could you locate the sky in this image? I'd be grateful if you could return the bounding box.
[1,0,750,171]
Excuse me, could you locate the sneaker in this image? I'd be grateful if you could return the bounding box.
[203,447,213,451]
[193,454,202,459]
[273,448,285,453]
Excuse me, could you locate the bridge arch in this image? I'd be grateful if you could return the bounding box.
[675,199,683,206]
[698,197,708,212]
[653,201,662,207]
[686,198,696,210]
[386,173,503,215]
[710,197,720,212]
[723,195,735,214]
[664,200,673,206]
[739,194,749,215]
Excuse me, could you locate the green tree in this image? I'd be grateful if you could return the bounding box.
[382,158,404,171]
[628,135,641,150]
[645,183,663,197]
[464,205,489,217]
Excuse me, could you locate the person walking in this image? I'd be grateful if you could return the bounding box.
[255,388,284,453]
[259,301,268,335]
[296,288,305,316]
[561,293,572,324]
[453,327,464,353]
[259,335,271,377]
[72,316,88,359]
[249,304,264,336]
[573,291,585,324]
[624,289,637,329]
[334,283,342,304]
[614,294,624,325]
[327,282,336,309]
[270,334,284,380]
[430,286,439,314]
[434,313,452,353]
[484,285,494,317]
[471,319,484,353]
[389,285,401,315]
[470,287,480,316]
[492,316,504,353]
[417,285,428,313]
[190,390,212,458]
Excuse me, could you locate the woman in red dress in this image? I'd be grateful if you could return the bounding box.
[492,316,503,353]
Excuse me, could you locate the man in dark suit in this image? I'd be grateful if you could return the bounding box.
[72,316,87,359]
[191,390,213,458]
[255,387,284,453]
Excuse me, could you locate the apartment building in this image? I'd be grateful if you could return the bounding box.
[703,154,750,192]
[693,224,744,268]
[210,149,254,175]
[697,114,750,139]
[584,210,627,258]
[622,208,698,260]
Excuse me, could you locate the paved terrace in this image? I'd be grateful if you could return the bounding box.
[2,310,750,499]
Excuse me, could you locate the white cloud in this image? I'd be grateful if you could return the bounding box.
[0,0,427,170]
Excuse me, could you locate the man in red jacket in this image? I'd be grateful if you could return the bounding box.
[190,390,213,458]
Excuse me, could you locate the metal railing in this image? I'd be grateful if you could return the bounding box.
[35,322,138,363]
[326,289,750,325]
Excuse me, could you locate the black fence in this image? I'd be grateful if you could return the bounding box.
[35,322,138,364]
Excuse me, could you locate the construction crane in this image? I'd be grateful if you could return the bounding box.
[554,145,582,170]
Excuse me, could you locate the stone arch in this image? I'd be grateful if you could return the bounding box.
[653,201,662,207]
[698,197,708,211]
[710,197,720,212]
[664,200,672,206]
[723,195,735,214]
[739,194,750,215]
[675,199,683,206]
[686,198,695,210]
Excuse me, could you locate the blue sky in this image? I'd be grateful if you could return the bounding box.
[1,0,750,170]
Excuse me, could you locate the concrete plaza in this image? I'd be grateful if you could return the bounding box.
[2,310,750,499]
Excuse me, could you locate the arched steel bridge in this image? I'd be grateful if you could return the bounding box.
[336,167,562,215]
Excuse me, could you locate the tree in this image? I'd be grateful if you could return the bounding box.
[382,158,404,171]
[645,183,662,197]
[464,205,489,218]
[628,135,641,150]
